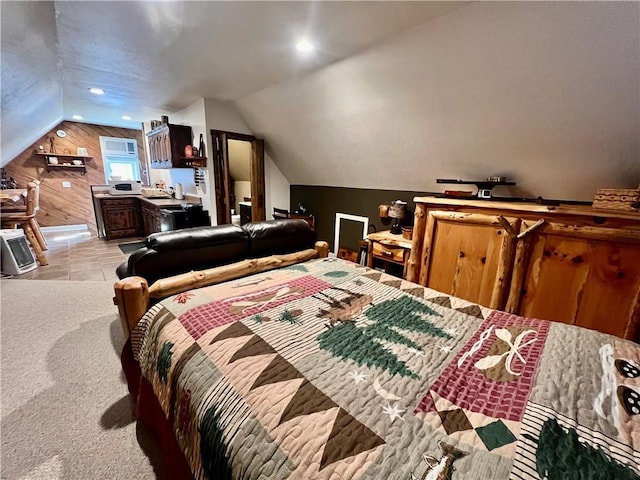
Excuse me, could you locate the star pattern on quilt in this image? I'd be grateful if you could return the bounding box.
[381,402,405,423]
[406,346,425,357]
[349,371,369,384]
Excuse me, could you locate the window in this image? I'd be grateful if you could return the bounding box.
[99,136,140,182]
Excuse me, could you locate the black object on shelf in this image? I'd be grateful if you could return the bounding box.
[436,178,516,199]
[198,133,205,158]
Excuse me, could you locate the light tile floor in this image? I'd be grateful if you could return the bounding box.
[4,231,142,282]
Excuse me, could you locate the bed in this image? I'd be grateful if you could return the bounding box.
[114,209,640,479]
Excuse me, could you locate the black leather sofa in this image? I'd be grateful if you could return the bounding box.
[115,219,317,286]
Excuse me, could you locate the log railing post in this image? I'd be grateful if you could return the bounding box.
[113,276,150,340]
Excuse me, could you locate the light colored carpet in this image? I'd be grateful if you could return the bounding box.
[1,280,165,479]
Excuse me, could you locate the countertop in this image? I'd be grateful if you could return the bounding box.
[92,192,199,208]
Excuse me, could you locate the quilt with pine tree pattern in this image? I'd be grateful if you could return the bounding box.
[131,257,640,480]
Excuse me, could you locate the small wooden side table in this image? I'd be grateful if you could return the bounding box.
[367,230,413,279]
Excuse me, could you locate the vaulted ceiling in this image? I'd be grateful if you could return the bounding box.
[1,0,465,165]
[2,1,639,200]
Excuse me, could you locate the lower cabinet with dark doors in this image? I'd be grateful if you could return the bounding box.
[95,194,210,239]
[100,198,143,240]
[141,202,163,236]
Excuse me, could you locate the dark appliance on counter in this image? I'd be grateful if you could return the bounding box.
[160,204,210,232]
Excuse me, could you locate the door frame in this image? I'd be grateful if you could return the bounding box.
[210,130,265,225]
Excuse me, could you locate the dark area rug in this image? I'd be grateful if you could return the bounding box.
[118,241,145,254]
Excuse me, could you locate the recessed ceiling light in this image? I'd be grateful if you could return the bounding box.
[295,38,314,53]
[72,115,83,120]
[121,115,132,121]
[89,87,105,95]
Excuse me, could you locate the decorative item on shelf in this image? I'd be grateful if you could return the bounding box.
[72,160,82,165]
[48,156,58,165]
[444,190,474,198]
[184,145,193,157]
[199,133,205,157]
[402,226,413,240]
[436,178,516,199]
[378,204,389,218]
[49,137,56,154]
[77,147,88,156]
[388,200,407,234]
[593,188,640,212]
[191,146,199,157]
[63,148,71,154]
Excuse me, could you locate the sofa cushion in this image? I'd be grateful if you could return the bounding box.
[245,219,317,258]
[146,224,246,251]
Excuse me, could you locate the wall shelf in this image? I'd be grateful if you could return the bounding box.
[179,156,207,168]
[37,153,93,175]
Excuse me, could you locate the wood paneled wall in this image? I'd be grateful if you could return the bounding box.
[3,121,144,233]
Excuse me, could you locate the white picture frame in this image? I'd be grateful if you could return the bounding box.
[333,213,369,256]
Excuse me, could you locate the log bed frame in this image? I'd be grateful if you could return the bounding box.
[113,241,330,339]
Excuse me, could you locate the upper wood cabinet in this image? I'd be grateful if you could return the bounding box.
[147,124,196,169]
[421,211,519,309]
[407,197,640,341]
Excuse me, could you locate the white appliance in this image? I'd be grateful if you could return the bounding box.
[109,180,142,195]
[0,229,37,275]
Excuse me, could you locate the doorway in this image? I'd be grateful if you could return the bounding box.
[210,130,265,225]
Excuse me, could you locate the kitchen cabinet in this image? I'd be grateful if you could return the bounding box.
[93,190,205,239]
[141,202,163,236]
[407,197,640,341]
[147,124,198,169]
[99,197,143,240]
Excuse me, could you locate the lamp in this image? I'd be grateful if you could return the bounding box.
[388,200,407,235]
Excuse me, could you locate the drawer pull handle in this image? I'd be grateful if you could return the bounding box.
[382,250,393,257]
